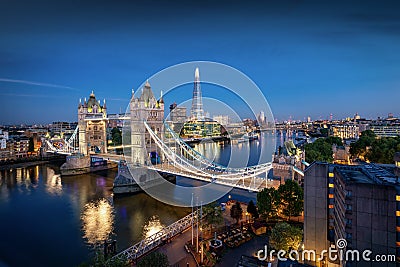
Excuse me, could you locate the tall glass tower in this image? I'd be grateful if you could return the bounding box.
[190,67,205,121]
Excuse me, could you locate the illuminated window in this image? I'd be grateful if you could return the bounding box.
[329,204,334,209]
[329,172,334,178]
[329,194,334,199]
[329,183,334,188]
[396,195,400,201]
[397,211,400,217]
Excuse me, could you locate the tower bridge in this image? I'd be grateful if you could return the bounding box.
[44,69,275,192]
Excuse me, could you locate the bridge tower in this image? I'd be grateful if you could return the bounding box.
[130,81,164,165]
[78,91,108,155]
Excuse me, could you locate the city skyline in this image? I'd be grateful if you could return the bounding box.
[1,0,400,124]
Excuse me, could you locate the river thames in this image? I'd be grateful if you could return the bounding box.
[0,131,298,266]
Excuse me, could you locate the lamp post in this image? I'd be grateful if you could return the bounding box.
[191,193,194,246]
[200,241,204,264]
[196,196,199,253]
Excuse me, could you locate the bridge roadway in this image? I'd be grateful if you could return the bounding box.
[148,162,268,192]
[95,153,269,191]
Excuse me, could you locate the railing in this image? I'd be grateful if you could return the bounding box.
[109,210,198,264]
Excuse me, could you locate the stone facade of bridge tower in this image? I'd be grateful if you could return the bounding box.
[78,91,108,155]
[130,81,164,165]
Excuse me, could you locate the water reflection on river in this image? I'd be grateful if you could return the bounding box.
[81,198,114,247]
[0,132,283,266]
[0,164,191,267]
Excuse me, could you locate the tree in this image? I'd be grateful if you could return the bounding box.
[137,252,169,267]
[28,137,34,152]
[325,136,343,146]
[111,127,122,145]
[257,187,279,219]
[304,138,335,163]
[350,130,400,164]
[319,128,329,137]
[349,130,376,159]
[202,202,224,232]
[278,180,303,220]
[247,200,259,219]
[230,202,243,224]
[78,251,128,267]
[269,222,303,253]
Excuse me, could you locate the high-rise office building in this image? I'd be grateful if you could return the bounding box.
[304,162,399,267]
[190,67,205,121]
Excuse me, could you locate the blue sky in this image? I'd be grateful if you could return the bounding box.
[0,0,400,124]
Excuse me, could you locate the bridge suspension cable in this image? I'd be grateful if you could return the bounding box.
[144,121,272,181]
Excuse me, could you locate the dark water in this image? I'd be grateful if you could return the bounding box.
[0,133,284,267]
[0,164,195,267]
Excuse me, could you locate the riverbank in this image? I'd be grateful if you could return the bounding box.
[0,160,50,170]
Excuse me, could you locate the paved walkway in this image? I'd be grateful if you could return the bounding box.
[215,235,270,267]
[155,227,197,267]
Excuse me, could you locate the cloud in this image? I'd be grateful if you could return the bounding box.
[0,78,79,91]
[0,93,59,98]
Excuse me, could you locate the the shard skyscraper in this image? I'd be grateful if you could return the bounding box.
[190,67,205,121]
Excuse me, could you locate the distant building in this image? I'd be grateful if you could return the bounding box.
[257,111,265,124]
[0,129,9,140]
[169,103,187,123]
[0,140,14,161]
[181,120,222,138]
[13,137,29,158]
[332,144,350,164]
[304,162,399,267]
[331,124,359,140]
[369,124,400,137]
[0,139,6,150]
[0,129,8,150]
[50,121,71,133]
[213,115,229,126]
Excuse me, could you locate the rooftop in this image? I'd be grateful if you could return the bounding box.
[335,163,398,186]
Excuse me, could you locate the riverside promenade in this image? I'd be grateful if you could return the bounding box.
[155,227,197,267]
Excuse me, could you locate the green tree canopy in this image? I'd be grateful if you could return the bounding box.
[230,201,243,224]
[304,138,335,163]
[350,130,400,163]
[269,222,303,252]
[247,200,259,219]
[137,252,169,267]
[257,187,279,219]
[202,201,223,232]
[111,127,122,145]
[278,180,303,220]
